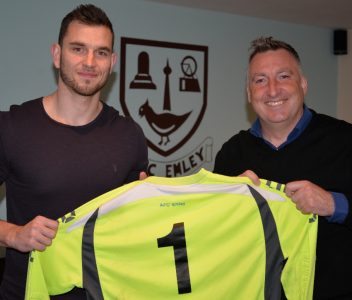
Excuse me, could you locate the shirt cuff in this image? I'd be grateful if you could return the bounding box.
[326,192,349,223]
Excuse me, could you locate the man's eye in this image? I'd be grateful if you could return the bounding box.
[72,47,83,53]
[97,50,109,57]
[254,78,265,84]
[279,74,290,80]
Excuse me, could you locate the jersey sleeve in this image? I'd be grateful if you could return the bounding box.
[25,212,87,299]
[271,195,318,299]
[25,251,50,300]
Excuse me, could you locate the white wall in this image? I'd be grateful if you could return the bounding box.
[0,0,338,222]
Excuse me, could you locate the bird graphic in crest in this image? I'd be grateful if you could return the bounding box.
[139,59,192,146]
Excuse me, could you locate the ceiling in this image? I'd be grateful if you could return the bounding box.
[147,0,352,29]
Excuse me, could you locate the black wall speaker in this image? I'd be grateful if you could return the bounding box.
[333,29,348,55]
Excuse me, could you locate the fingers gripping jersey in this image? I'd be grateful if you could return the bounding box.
[25,169,317,300]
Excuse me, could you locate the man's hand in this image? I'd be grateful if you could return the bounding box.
[285,180,335,216]
[6,216,58,252]
[239,170,261,186]
[139,171,148,180]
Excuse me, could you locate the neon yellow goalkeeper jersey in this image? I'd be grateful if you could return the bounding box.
[25,169,317,300]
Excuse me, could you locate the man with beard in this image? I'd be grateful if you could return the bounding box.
[0,4,148,299]
[214,36,352,299]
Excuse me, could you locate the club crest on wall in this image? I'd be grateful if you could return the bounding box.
[120,38,208,157]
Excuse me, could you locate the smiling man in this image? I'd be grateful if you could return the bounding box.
[247,47,307,148]
[214,37,352,299]
[0,4,148,299]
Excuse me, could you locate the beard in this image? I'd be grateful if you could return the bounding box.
[59,61,109,97]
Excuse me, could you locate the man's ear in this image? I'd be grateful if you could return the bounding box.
[110,52,117,74]
[246,86,252,103]
[51,43,61,69]
[301,76,308,95]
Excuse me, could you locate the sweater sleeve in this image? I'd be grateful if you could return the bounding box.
[326,192,349,223]
[0,112,10,185]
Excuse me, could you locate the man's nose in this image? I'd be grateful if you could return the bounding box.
[84,51,96,67]
[267,78,279,97]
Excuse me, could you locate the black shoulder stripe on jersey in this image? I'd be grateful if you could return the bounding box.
[247,185,286,300]
[82,208,104,300]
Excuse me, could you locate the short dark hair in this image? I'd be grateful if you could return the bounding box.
[58,4,114,48]
[249,36,301,64]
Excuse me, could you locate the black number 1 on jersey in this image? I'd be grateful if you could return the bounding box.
[157,222,192,294]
